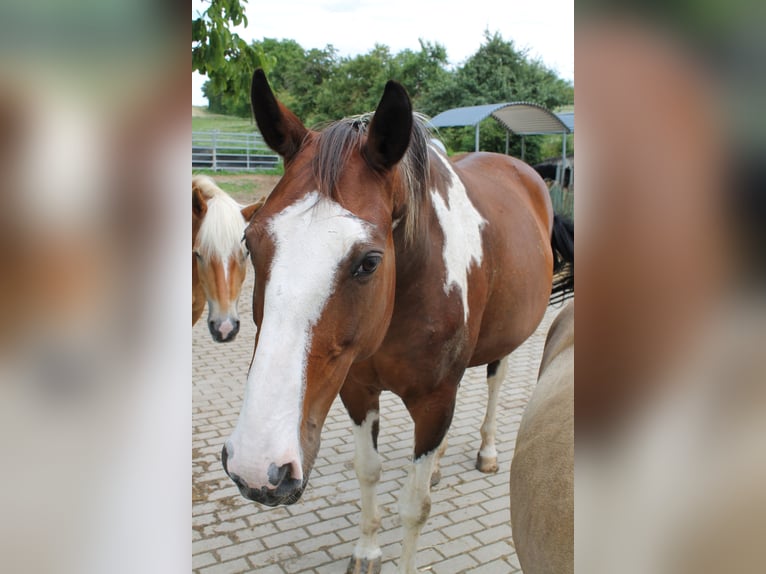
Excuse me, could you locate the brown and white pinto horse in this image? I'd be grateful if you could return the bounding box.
[222,70,574,573]
[192,175,261,342]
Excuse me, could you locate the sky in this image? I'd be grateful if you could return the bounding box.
[192,0,573,107]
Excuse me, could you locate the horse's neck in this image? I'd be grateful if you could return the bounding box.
[392,180,436,282]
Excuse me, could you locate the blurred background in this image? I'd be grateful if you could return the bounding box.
[0,0,189,572]
[575,2,766,573]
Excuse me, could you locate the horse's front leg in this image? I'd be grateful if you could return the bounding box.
[341,383,383,574]
[399,388,457,574]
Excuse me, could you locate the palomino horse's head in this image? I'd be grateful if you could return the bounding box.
[223,70,418,505]
[192,176,260,342]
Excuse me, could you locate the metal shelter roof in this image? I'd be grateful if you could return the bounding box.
[429,102,573,135]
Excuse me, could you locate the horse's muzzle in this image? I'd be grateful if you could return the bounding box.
[221,444,305,506]
[209,318,240,342]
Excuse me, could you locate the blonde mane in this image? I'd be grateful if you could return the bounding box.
[193,176,246,259]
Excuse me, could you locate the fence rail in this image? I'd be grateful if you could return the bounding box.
[192,131,281,171]
[192,132,573,217]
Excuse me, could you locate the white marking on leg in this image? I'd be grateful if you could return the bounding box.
[430,436,448,486]
[430,152,486,323]
[352,412,382,563]
[479,356,509,470]
[226,192,371,488]
[398,451,437,574]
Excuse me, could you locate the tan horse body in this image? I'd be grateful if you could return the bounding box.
[511,301,574,574]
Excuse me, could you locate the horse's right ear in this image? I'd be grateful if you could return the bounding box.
[251,69,308,163]
[364,80,413,172]
[192,183,207,219]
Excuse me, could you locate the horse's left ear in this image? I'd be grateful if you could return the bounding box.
[192,183,207,219]
[364,81,413,171]
[241,197,265,223]
[251,69,308,163]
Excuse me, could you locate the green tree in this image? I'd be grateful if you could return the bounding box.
[193,0,272,116]
[195,27,573,163]
[312,44,395,123]
[253,39,338,122]
[428,31,573,160]
[456,31,573,108]
[391,40,452,114]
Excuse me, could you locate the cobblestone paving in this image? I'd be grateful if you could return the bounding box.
[193,266,559,573]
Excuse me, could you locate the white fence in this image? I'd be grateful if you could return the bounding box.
[192,131,281,171]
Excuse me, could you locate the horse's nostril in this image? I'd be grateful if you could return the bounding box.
[221,444,231,475]
[267,462,292,486]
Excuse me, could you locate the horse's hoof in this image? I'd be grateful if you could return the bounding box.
[430,468,442,487]
[476,453,498,473]
[346,556,382,574]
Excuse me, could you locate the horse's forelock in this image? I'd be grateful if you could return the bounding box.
[312,114,433,246]
[192,175,223,201]
[312,115,371,200]
[196,191,246,260]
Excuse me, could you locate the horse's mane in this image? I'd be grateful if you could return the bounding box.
[313,113,434,246]
[193,176,245,259]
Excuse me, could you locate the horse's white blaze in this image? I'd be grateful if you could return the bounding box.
[352,412,383,562]
[430,151,487,323]
[227,192,371,488]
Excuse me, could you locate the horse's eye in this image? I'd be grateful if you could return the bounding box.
[353,253,382,278]
[194,251,203,261]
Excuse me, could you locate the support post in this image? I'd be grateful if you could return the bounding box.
[212,130,218,172]
[475,123,480,152]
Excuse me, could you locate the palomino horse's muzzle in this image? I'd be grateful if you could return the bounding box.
[221,444,305,506]
[208,317,240,342]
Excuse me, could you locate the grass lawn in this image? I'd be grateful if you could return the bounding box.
[192,107,256,133]
[191,172,280,203]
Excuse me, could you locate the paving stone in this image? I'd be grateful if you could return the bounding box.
[216,538,266,562]
[192,535,235,555]
[293,531,341,555]
[198,557,250,574]
[282,549,332,573]
[261,526,310,549]
[246,565,284,574]
[192,552,217,570]
[470,539,514,565]
[429,552,479,573]
[465,557,518,573]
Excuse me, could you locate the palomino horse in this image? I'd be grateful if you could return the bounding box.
[192,175,262,342]
[510,300,574,574]
[222,70,574,573]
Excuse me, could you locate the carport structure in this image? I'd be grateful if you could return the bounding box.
[429,102,574,186]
